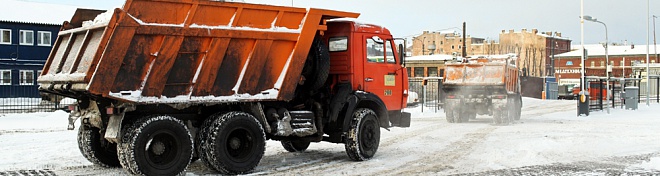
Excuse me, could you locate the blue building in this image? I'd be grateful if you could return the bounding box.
[1,0,78,98]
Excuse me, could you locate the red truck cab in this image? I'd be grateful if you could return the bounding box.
[325,20,409,112]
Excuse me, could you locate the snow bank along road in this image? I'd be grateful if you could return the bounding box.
[1,98,659,175]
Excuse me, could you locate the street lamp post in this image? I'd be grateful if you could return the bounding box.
[583,15,610,114]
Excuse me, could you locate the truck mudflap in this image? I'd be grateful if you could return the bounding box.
[388,111,411,127]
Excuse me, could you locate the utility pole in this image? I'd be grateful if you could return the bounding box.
[462,22,467,57]
[646,0,650,106]
[654,15,657,63]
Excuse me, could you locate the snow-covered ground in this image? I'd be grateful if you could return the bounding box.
[0,98,659,175]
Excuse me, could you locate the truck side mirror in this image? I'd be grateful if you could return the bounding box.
[399,44,405,66]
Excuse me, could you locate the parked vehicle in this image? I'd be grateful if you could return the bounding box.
[37,0,411,175]
[441,55,522,125]
[407,91,419,106]
[558,85,575,100]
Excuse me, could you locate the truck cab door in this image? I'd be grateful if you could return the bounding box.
[362,36,405,110]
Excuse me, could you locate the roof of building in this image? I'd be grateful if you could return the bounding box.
[555,44,660,57]
[406,54,455,61]
[0,0,83,25]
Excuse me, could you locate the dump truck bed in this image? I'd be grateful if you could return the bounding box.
[38,0,359,104]
[443,61,519,93]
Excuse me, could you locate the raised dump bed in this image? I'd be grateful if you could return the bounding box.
[38,0,358,104]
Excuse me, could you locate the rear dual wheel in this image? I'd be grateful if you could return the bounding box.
[282,140,311,152]
[200,112,266,174]
[77,124,120,168]
[117,115,193,176]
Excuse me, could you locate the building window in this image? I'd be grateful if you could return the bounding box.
[37,31,52,46]
[566,61,573,66]
[451,45,455,49]
[439,69,445,77]
[590,61,595,68]
[19,70,34,85]
[440,41,443,45]
[600,61,605,67]
[19,30,34,45]
[427,67,438,77]
[414,67,424,77]
[620,60,624,66]
[652,60,656,63]
[0,70,10,85]
[0,29,10,44]
[610,61,614,66]
[406,67,411,77]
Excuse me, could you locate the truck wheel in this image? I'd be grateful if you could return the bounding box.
[458,111,470,123]
[117,115,193,176]
[196,112,224,169]
[513,98,522,120]
[493,111,503,125]
[201,112,265,174]
[345,108,380,161]
[78,125,120,167]
[445,110,456,123]
[281,140,311,152]
[299,37,330,92]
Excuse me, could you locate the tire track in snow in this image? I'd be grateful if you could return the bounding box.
[382,125,498,175]
[252,118,448,175]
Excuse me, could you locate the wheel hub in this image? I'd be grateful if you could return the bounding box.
[151,141,166,155]
[229,137,241,150]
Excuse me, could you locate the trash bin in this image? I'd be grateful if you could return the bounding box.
[578,91,589,116]
[624,87,639,110]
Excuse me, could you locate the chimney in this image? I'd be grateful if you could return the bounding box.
[502,30,506,33]
[423,31,429,34]
[522,28,527,33]
[556,32,562,37]
[546,31,552,36]
[509,29,514,33]
[532,28,538,34]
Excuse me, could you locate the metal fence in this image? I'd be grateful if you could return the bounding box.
[585,77,660,111]
[408,77,444,113]
[0,88,74,114]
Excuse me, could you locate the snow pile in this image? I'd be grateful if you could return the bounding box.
[82,11,112,27]
[628,157,660,170]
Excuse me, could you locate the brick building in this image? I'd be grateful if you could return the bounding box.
[554,44,660,86]
[410,28,572,77]
[410,31,485,56]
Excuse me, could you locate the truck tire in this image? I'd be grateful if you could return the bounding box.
[300,37,330,92]
[458,111,470,123]
[281,140,311,152]
[77,125,120,167]
[493,111,502,125]
[445,110,456,123]
[345,108,380,161]
[196,112,224,169]
[201,112,265,174]
[513,97,522,120]
[117,115,193,176]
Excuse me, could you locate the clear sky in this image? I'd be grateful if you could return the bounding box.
[24,0,660,46]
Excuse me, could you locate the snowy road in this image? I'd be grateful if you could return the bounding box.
[1,98,659,175]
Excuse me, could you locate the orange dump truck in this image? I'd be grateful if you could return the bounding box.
[37,0,411,175]
[442,55,522,125]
